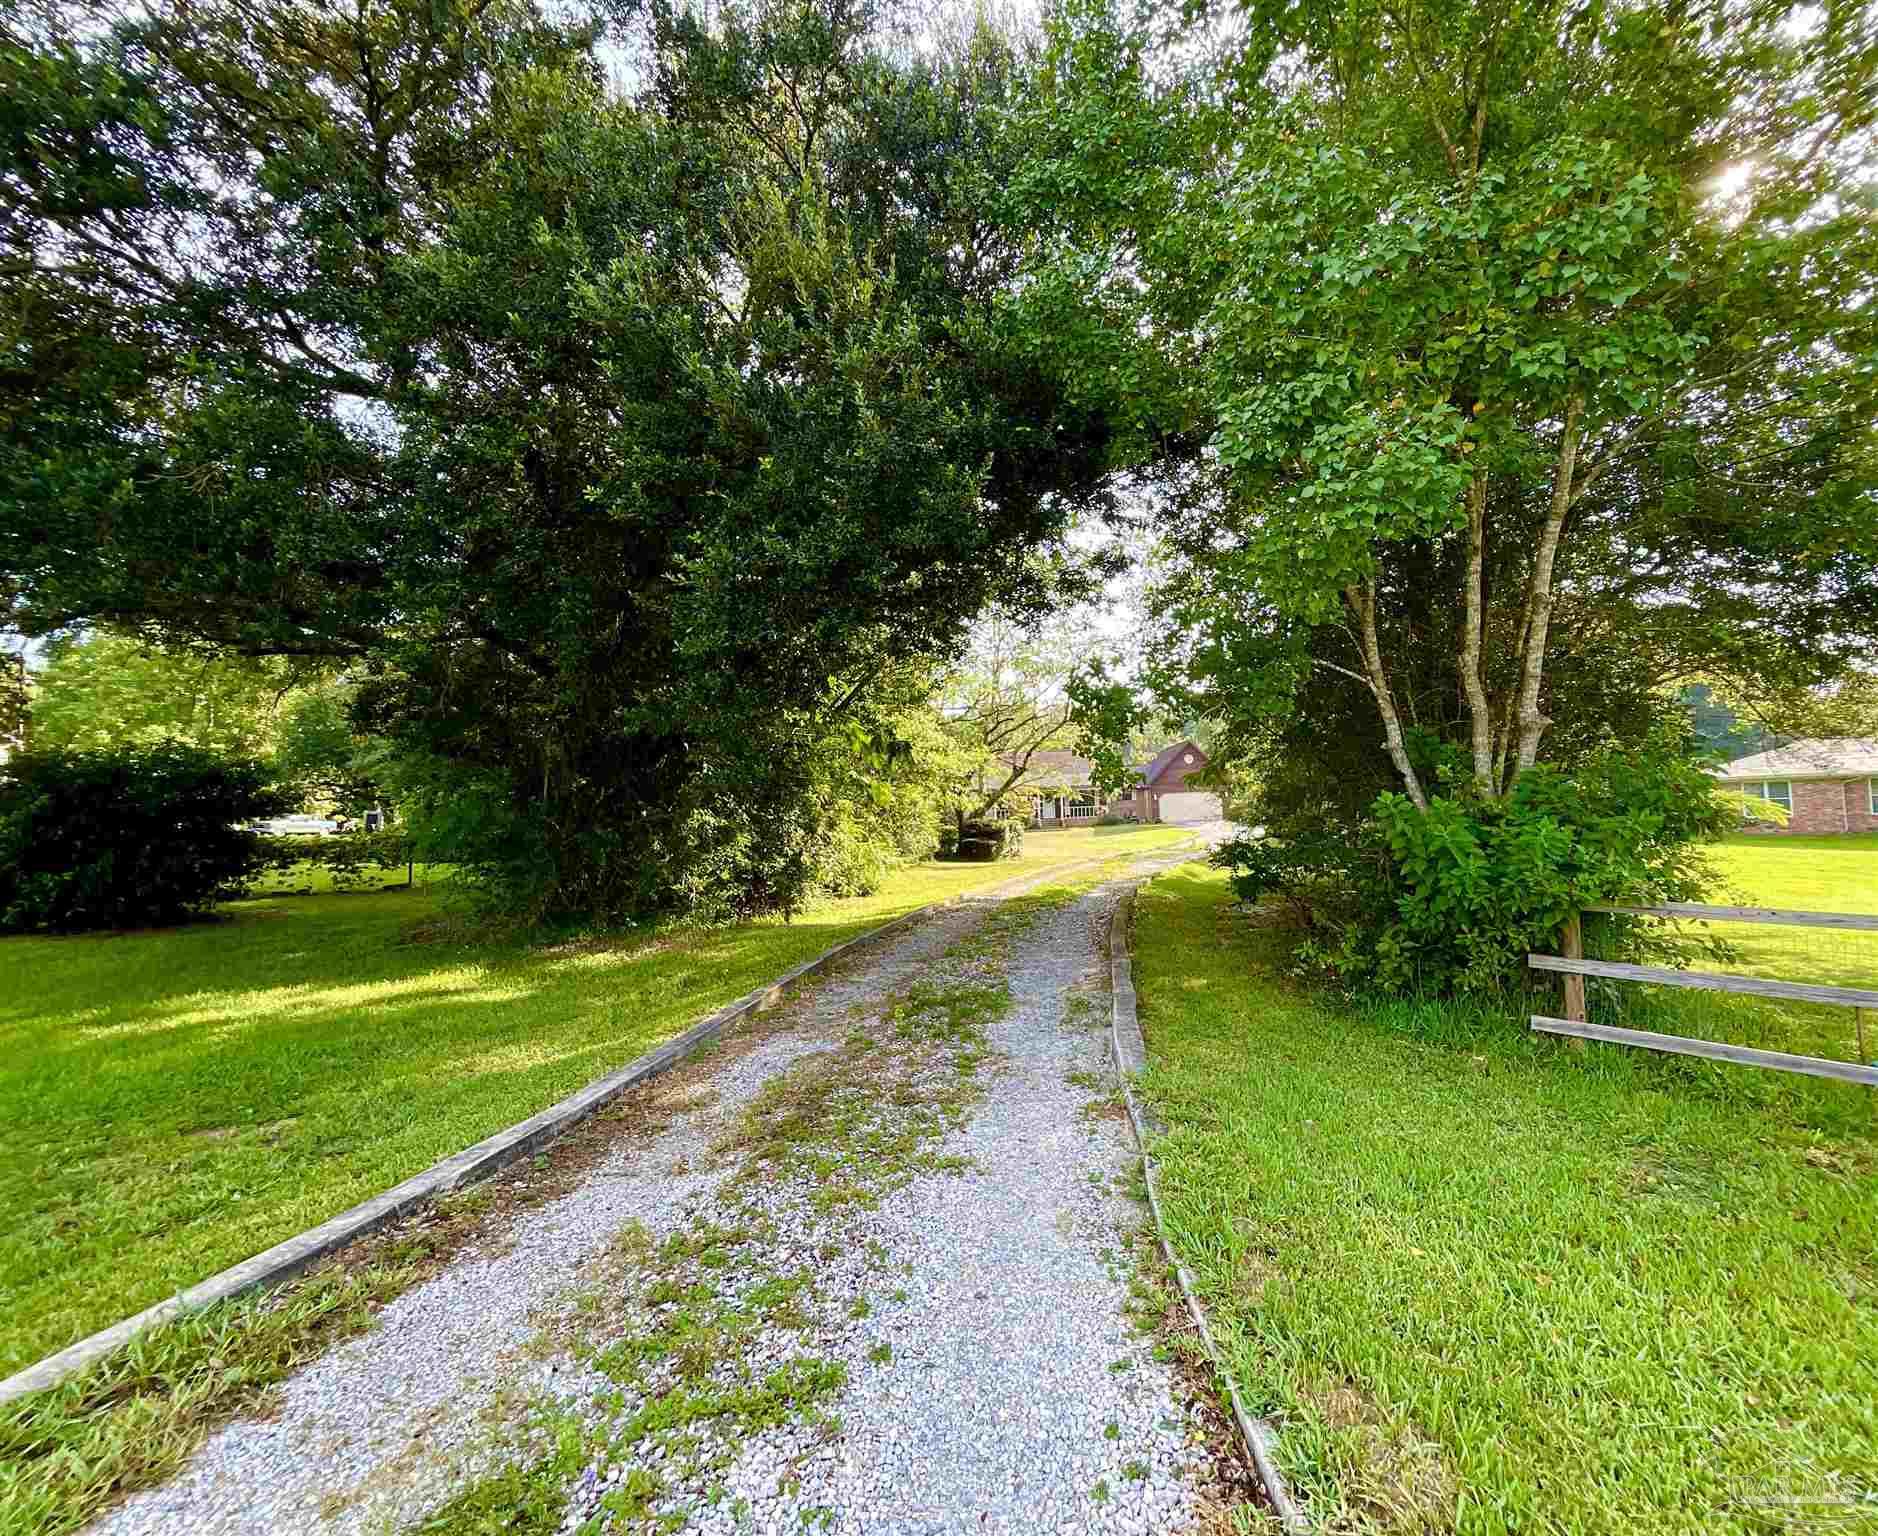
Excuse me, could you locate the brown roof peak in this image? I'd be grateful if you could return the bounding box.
[1138,739,1204,784]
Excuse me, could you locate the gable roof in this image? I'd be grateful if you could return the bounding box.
[997,740,1210,792]
[1138,739,1203,785]
[1710,738,1878,781]
[1000,749,1096,786]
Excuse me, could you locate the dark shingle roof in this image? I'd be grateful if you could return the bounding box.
[1137,740,1200,785]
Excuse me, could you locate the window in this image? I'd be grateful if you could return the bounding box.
[1869,778,1877,817]
[1742,780,1792,812]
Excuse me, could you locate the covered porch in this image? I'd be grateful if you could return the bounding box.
[1029,790,1118,825]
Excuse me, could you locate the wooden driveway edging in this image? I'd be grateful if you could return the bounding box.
[1,849,1134,1406]
[1108,877,1310,1534]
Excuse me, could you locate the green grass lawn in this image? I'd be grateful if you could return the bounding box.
[240,859,451,897]
[1702,830,1878,989]
[1578,831,1878,1069]
[1132,863,1877,1535]
[0,822,1189,1379]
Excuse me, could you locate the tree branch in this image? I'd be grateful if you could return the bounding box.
[1512,393,1586,776]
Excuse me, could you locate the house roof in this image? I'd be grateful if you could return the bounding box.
[999,739,1208,792]
[1001,749,1096,786]
[1710,738,1878,782]
[1138,739,1202,785]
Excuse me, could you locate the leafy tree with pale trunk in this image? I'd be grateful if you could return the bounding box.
[938,614,1086,828]
[29,631,309,758]
[1015,0,1878,810]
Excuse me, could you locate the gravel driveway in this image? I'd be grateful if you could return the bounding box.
[89,850,1232,1535]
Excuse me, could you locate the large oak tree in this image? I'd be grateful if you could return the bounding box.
[0,0,1114,918]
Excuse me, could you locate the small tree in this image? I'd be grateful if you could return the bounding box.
[0,745,292,932]
[939,616,1082,828]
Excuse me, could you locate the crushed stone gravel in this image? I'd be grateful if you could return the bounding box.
[86,850,1231,1536]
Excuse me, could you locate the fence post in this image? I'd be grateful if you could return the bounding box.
[1560,914,1587,1051]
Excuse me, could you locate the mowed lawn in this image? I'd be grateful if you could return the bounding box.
[0,824,1189,1377]
[1704,830,1878,992]
[1131,858,1877,1535]
[1581,831,1878,1068]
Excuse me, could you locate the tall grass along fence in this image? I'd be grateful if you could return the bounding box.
[1529,904,1878,1087]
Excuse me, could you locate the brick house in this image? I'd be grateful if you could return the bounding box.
[1005,739,1224,826]
[1120,740,1222,824]
[1709,738,1878,835]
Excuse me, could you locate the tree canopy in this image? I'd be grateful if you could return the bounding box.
[1,0,1116,919]
[29,631,305,757]
[1017,0,1878,808]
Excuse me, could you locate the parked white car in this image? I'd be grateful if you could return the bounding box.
[251,814,340,836]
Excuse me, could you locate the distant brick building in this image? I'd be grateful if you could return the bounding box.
[1004,739,1223,826]
[1710,739,1878,835]
[1118,740,1221,824]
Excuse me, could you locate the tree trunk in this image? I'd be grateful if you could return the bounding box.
[1459,471,1496,796]
[1511,394,1584,777]
[1345,582,1430,812]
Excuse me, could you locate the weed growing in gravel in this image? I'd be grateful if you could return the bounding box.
[711,975,1011,1214]
[1061,988,1104,1031]
[408,1404,595,1535]
[0,1250,431,1536]
[472,1213,851,1534]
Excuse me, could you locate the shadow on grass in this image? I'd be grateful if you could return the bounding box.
[0,886,920,1377]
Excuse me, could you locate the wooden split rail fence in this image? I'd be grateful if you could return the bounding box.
[1528,903,1878,1087]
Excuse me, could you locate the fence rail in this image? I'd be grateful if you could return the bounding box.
[1584,902,1878,932]
[1530,1015,1878,1086]
[1529,902,1877,1085]
[1527,953,1878,1010]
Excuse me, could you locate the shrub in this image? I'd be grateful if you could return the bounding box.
[251,829,417,891]
[1216,737,1734,995]
[945,816,1024,862]
[1212,825,1380,933]
[0,745,292,932]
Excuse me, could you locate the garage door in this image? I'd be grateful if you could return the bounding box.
[1157,791,1223,824]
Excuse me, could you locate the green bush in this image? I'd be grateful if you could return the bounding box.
[1217,738,1733,995]
[944,816,1024,862]
[0,746,292,932]
[371,712,949,926]
[251,829,416,891]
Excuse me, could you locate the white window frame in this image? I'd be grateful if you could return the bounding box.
[1868,778,1876,817]
[1742,780,1793,812]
